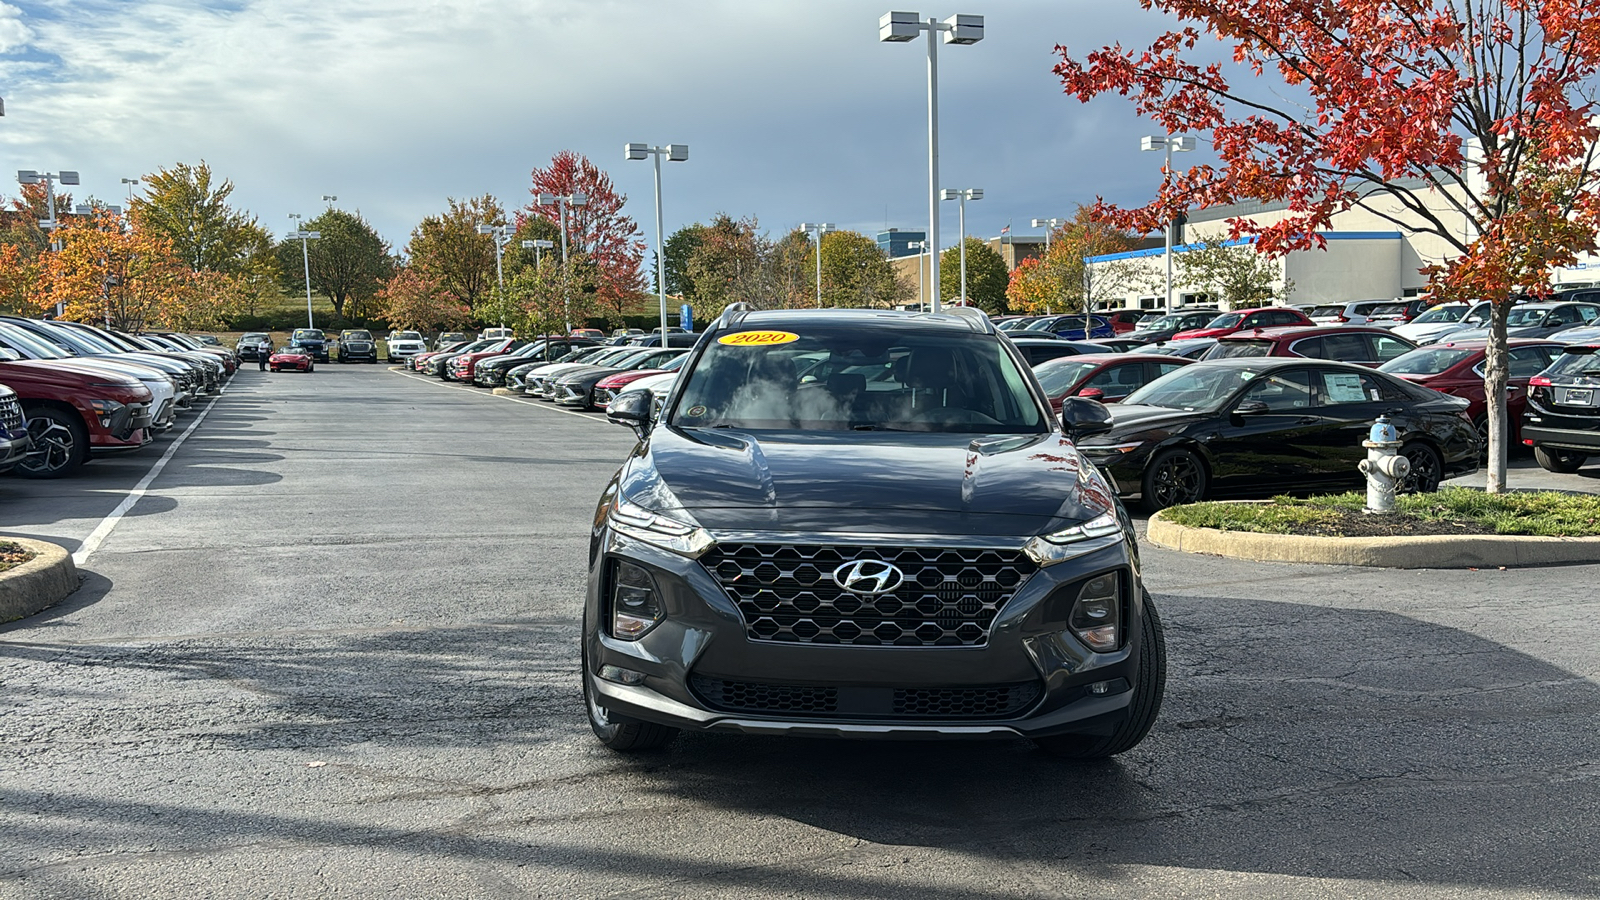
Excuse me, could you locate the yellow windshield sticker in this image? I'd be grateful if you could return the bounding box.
[718,330,799,347]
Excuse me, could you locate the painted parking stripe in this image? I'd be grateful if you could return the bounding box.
[386,368,609,422]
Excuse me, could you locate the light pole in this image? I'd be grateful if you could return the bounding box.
[121,178,140,205]
[287,214,321,329]
[536,191,589,332]
[1030,217,1065,255]
[322,194,337,205]
[880,10,984,315]
[521,238,554,270]
[799,223,836,307]
[907,239,927,310]
[20,169,79,317]
[476,224,515,327]
[1140,134,1195,309]
[940,187,981,305]
[626,143,689,342]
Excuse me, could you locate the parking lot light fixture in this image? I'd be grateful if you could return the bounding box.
[287,213,321,329]
[907,239,928,309]
[626,142,690,341]
[799,223,836,307]
[941,188,981,305]
[536,191,590,331]
[477,223,515,327]
[1031,217,1065,255]
[880,10,984,315]
[1141,134,1196,308]
[121,178,140,204]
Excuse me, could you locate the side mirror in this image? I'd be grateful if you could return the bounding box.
[1234,399,1270,415]
[1077,387,1106,401]
[1060,396,1114,441]
[607,389,654,440]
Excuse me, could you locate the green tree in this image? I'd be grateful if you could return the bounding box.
[816,229,905,309]
[405,195,503,312]
[130,162,268,274]
[938,237,1009,313]
[663,224,706,298]
[277,208,393,320]
[684,214,766,319]
[1175,239,1292,309]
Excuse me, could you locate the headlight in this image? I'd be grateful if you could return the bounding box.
[608,496,713,558]
[89,398,127,428]
[609,559,664,640]
[1068,572,1123,652]
[1079,441,1147,459]
[1024,510,1122,567]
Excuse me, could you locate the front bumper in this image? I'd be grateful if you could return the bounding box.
[585,527,1147,741]
[0,434,28,471]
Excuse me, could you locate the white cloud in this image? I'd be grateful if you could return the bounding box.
[0,2,29,52]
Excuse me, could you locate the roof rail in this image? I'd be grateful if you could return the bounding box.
[941,305,995,333]
[714,301,752,331]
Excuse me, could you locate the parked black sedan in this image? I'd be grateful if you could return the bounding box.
[1076,357,1480,511]
[550,348,687,408]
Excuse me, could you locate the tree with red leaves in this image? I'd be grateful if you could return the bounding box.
[1056,0,1600,492]
[524,151,645,318]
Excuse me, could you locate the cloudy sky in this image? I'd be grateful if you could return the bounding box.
[0,0,1200,255]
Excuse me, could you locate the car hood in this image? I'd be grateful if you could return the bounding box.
[620,427,1114,536]
[1171,326,1234,340]
[1081,403,1207,441]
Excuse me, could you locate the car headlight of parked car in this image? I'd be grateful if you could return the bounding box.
[608,559,664,641]
[1023,510,1122,567]
[1068,571,1122,652]
[607,495,713,558]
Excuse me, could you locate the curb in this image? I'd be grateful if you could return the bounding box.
[1146,510,1600,569]
[491,388,516,396]
[0,538,79,622]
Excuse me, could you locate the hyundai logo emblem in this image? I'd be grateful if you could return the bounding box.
[832,559,905,596]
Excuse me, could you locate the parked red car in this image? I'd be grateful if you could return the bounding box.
[0,357,154,478]
[1378,338,1563,446]
[269,346,315,373]
[1171,306,1314,340]
[1103,309,1147,334]
[1204,325,1417,367]
[1032,353,1194,412]
[445,339,523,382]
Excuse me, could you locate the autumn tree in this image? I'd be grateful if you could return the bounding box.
[376,267,471,333]
[0,244,42,315]
[685,214,767,317]
[0,183,74,256]
[405,195,503,313]
[1176,239,1293,309]
[525,151,645,316]
[504,255,602,337]
[1056,0,1600,491]
[938,237,1010,313]
[1006,209,1144,315]
[45,212,201,332]
[130,162,274,275]
[277,208,393,320]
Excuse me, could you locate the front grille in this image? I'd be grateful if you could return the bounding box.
[700,543,1037,647]
[0,395,23,434]
[689,675,1042,719]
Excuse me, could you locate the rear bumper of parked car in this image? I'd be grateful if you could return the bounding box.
[585,527,1149,741]
[1521,420,1600,452]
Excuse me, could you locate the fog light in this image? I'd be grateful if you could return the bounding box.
[610,560,664,640]
[1069,572,1121,652]
[1087,678,1129,696]
[598,665,646,685]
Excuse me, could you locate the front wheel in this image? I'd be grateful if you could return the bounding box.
[1034,591,1167,759]
[17,407,89,479]
[582,645,677,752]
[1141,448,1208,512]
[1534,445,1587,473]
[1400,442,1443,493]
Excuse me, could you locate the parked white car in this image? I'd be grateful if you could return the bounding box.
[1307,299,1396,327]
[1390,302,1491,344]
[384,331,428,362]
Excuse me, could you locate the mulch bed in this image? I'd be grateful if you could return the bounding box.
[1287,509,1500,538]
[0,541,36,574]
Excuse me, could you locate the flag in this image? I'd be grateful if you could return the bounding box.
[1000,222,1011,235]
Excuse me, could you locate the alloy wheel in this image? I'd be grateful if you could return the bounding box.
[22,418,74,474]
[1150,453,1204,507]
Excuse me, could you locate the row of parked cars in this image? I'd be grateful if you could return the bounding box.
[0,318,236,478]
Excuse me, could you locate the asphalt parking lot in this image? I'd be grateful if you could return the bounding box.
[2,364,1597,899]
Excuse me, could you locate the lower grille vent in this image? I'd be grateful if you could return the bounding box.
[690,675,1042,720]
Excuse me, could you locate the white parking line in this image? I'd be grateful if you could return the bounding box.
[386,368,609,422]
[72,383,229,566]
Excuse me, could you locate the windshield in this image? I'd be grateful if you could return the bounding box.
[1033,359,1101,396]
[1202,312,1245,328]
[1378,346,1475,376]
[1137,314,1186,331]
[1547,346,1600,377]
[0,324,70,359]
[1205,340,1274,359]
[343,331,373,341]
[672,326,1046,433]
[1506,307,1549,326]
[1412,305,1466,324]
[53,326,124,353]
[1307,305,1345,317]
[391,331,422,341]
[1370,303,1410,316]
[1123,363,1265,410]
[293,329,324,340]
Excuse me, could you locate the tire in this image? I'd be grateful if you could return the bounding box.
[1400,441,1443,493]
[1140,448,1208,512]
[16,407,89,479]
[1034,591,1167,759]
[582,643,677,752]
[1534,445,1587,473]
[1472,414,1489,455]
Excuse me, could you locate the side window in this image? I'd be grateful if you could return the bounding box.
[1239,313,1263,327]
[1580,305,1600,323]
[1239,369,1314,411]
[1154,362,1187,377]
[1318,333,1370,361]
[1271,310,1302,325]
[1508,346,1550,378]
[1317,369,1389,405]
[1085,363,1145,396]
[1369,334,1413,363]
[1292,336,1328,359]
[1547,306,1582,327]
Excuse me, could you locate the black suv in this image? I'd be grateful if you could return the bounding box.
[584,307,1166,758]
[338,329,377,363]
[1523,341,1600,472]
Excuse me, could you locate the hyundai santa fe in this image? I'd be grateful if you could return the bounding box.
[583,306,1166,759]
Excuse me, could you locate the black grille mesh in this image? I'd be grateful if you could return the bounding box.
[700,543,1037,647]
[691,676,838,713]
[690,675,1043,720]
[893,683,1042,717]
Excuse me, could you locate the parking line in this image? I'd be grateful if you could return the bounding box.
[72,383,228,567]
[386,368,609,422]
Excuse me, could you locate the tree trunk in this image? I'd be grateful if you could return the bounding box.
[1483,300,1511,493]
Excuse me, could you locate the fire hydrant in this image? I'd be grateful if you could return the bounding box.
[1359,415,1410,513]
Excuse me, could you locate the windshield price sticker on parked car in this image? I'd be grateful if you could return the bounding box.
[718,330,799,347]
